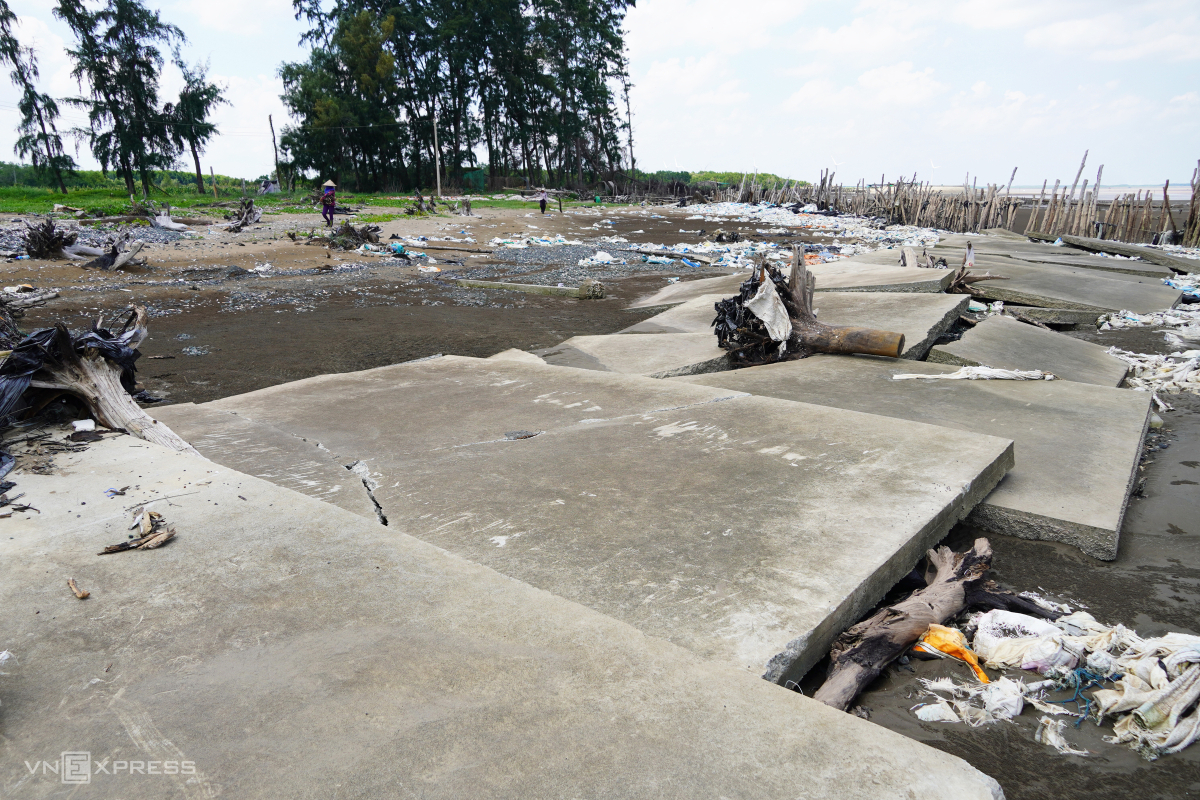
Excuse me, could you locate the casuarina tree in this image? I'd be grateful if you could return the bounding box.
[163,57,227,194]
[0,1,74,193]
[55,0,183,196]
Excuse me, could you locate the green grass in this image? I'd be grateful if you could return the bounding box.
[0,186,628,216]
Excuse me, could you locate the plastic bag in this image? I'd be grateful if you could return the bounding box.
[914,624,990,683]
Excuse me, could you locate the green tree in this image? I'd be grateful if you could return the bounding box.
[164,58,227,194]
[0,1,74,193]
[281,0,632,192]
[55,0,184,196]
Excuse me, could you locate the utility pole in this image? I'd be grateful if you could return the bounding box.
[433,98,441,199]
[269,115,282,192]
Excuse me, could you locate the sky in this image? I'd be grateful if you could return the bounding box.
[0,0,1196,188]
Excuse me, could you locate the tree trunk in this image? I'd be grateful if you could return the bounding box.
[190,139,205,194]
[785,250,905,358]
[29,311,198,456]
[812,538,1059,711]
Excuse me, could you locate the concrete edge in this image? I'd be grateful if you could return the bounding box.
[902,295,970,360]
[647,354,733,379]
[762,439,1017,685]
[967,504,1117,561]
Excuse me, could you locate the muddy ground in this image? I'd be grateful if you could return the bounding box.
[6,202,1200,799]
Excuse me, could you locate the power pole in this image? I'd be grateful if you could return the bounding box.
[269,114,282,191]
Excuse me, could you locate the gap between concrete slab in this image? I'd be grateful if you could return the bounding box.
[346,460,389,525]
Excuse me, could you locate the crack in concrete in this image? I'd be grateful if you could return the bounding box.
[345,460,389,526]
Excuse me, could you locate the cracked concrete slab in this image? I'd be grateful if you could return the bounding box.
[673,355,1150,560]
[0,435,1004,800]
[627,261,953,309]
[155,355,1014,684]
[929,315,1130,387]
[619,292,967,360]
[536,332,730,377]
[150,402,380,519]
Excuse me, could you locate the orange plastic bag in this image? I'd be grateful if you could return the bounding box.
[914,624,990,683]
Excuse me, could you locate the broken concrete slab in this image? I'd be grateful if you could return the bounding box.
[673,356,1150,560]
[0,435,1004,799]
[946,257,1181,313]
[620,292,968,360]
[1028,232,1200,274]
[536,332,730,377]
[488,347,546,364]
[929,315,1129,387]
[160,356,1014,684]
[1003,306,1103,327]
[151,402,379,519]
[627,262,954,309]
[998,252,1174,279]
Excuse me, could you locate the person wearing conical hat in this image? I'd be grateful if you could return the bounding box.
[321,180,337,227]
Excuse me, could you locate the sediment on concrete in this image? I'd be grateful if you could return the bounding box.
[154,355,1014,685]
[0,435,1005,799]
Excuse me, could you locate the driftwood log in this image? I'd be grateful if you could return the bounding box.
[785,249,905,358]
[812,538,1059,711]
[2,306,198,455]
[713,249,907,366]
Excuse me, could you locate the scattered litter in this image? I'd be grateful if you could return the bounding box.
[418,265,441,273]
[67,577,89,599]
[893,366,1056,381]
[181,346,210,356]
[71,419,96,432]
[504,430,541,440]
[1106,347,1200,395]
[100,508,176,554]
[104,486,130,498]
[1035,717,1090,756]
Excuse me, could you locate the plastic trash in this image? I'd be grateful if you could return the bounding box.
[914,624,990,683]
[744,277,793,343]
[681,257,700,268]
[913,701,960,723]
[967,300,988,312]
[893,366,1056,381]
[1035,717,1090,756]
[71,419,96,432]
[418,265,440,273]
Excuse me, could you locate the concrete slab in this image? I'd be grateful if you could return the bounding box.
[998,252,1174,278]
[929,315,1129,387]
[0,435,1004,799]
[149,402,380,519]
[536,332,730,377]
[488,347,546,364]
[627,262,954,309]
[620,292,968,360]
[672,356,1150,560]
[1005,307,1103,327]
[161,356,1014,684]
[945,257,1180,313]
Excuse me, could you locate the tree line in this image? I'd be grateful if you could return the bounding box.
[0,0,226,196]
[0,0,636,196]
[281,0,635,192]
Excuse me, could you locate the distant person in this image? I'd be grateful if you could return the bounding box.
[538,189,548,215]
[321,180,337,227]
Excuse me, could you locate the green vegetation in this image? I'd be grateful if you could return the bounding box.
[633,169,804,188]
[280,0,633,193]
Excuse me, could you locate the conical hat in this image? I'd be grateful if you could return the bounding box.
[323,180,337,187]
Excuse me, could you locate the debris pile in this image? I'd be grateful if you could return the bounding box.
[101,507,176,554]
[0,306,197,454]
[712,252,904,366]
[223,199,263,233]
[910,606,1200,761]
